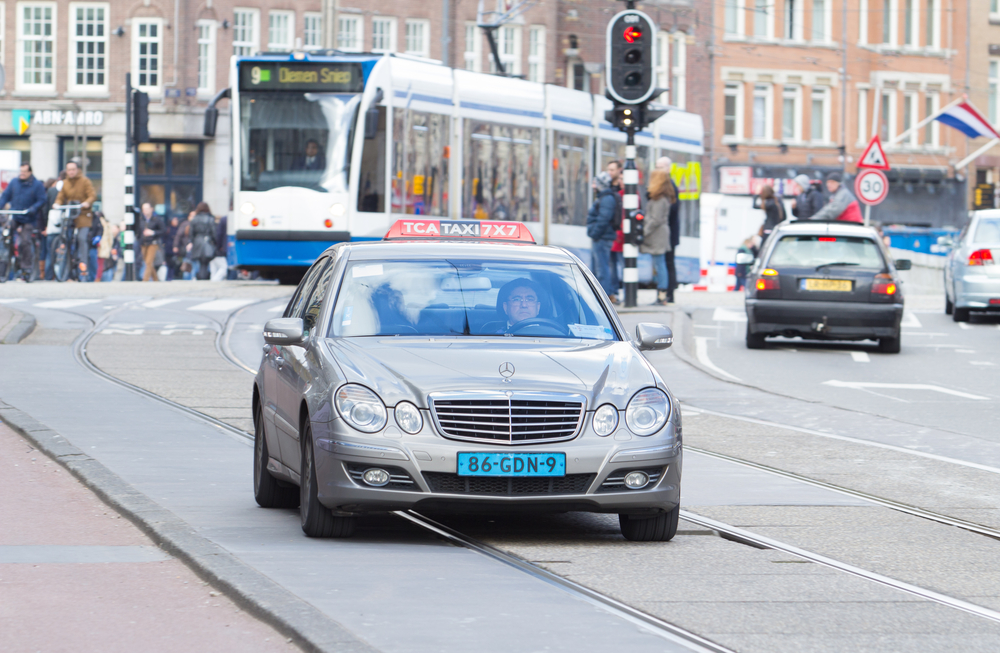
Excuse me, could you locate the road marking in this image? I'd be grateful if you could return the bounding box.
[33,299,99,309]
[959,322,971,330]
[900,312,922,328]
[850,351,870,362]
[711,307,747,322]
[187,299,255,312]
[0,298,26,304]
[101,328,145,335]
[695,337,741,381]
[823,380,989,400]
[956,349,976,354]
[971,361,996,366]
[142,298,182,308]
[903,332,949,336]
[907,344,963,348]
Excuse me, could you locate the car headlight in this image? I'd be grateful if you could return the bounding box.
[335,385,387,433]
[625,388,670,436]
[394,401,422,434]
[592,404,619,436]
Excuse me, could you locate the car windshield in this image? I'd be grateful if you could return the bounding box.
[973,217,1000,244]
[330,259,617,340]
[767,235,885,269]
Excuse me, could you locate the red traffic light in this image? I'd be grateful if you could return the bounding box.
[623,26,642,43]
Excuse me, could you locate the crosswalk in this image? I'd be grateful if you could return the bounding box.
[4,296,288,315]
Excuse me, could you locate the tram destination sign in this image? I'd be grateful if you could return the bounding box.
[239,62,364,93]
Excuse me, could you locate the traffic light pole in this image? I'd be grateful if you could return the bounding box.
[123,73,136,281]
[622,129,639,308]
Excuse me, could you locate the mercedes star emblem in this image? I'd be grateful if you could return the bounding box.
[499,362,515,381]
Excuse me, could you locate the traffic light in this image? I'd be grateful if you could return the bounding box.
[605,105,641,130]
[630,210,645,245]
[133,90,150,143]
[606,10,656,105]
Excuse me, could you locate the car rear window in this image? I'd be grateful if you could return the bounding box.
[973,218,1000,244]
[767,235,885,269]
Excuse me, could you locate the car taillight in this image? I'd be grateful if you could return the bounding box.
[969,249,995,266]
[756,269,780,291]
[871,273,897,297]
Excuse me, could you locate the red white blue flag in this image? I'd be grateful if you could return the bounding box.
[935,101,1000,140]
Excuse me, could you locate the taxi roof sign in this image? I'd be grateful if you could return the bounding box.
[383,219,535,243]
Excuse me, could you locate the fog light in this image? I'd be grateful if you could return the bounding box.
[624,471,649,489]
[362,468,390,487]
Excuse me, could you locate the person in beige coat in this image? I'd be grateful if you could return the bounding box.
[54,160,97,279]
[640,169,676,305]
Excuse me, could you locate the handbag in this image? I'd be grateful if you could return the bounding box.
[181,260,192,273]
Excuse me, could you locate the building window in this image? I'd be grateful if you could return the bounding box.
[572,63,586,92]
[405,19,429,57]
[903,0,919,46]
[992,0,1000,21]
[903,94,917,146]
[671,36,686,109]
[812,0,830,42]
[336,15,362,52]
[17,3,55,90]
[857,88,868,143]
[859,0,868,44]
[464,23,481,71]
[724,0,743,36]
[883,0,897,45]
[785,0,803,40]
[810,87,829,143]
[304,13,322,50]
[491,25,521,75]
[0,5,5,68]
[724,82,743,140]
[924,94,938,146]
[372,18,396,53]
[196,20,216,95]
[70,3,107,91]
[991,62,999,127]
[268,11,294,51]
[925,0,939,48]
[233,9,259,56]
[656,32,669,104]
[752,84,772,141]
[782,85,801,141]
[880,91,896,141]
[528,26,544,83]
[133,19,162,93]
[753,0,772,38]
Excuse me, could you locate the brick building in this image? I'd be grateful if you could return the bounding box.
[968,0,1000,210]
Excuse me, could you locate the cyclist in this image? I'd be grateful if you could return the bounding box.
[0,163,46,281]
[54,160,97,281]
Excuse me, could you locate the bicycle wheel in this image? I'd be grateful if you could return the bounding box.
[0,239,10,283]
[51,235,70,282]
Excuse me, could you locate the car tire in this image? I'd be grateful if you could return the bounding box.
[878,335,901,354]
[945,294,953,315]
[953,307,970,322]
[619,505,680,542]
[300,420,356,538]
[253,406,299,509]
[746,325,766,349]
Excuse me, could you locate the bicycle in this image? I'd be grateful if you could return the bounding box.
[47,204,83,282]
[0,209,32,283]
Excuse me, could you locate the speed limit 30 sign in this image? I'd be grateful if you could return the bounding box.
[855,169,889,206]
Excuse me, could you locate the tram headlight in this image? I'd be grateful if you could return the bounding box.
[329,203,345,217]
[240,202,255,215]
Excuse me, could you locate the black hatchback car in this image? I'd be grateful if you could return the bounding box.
[743,221,911,353]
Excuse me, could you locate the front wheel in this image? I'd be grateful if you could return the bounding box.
[619,505,680,542]
[300,420,355,538]
[51,236,70,282]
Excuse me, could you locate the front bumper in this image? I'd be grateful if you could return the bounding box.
[747,299,903,339]
[309,417,682,516]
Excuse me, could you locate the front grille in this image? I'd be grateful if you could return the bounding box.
[423,472,595,496]
[597,466,665,493]
[345,463,420,491]
[431,393,585,444]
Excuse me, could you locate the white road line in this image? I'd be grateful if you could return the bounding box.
[850,351,870,362]
[711,307,747,322]
[32,299,100,309]
[971,361,996,366]
[907,344,964,348]
[695,337,741,381]
[0,298,26,304]
[956,349,976,354]
[823,380,989,400]
[187,299,255,312]
[902,332,949,336]
[142,298,182,308]
[900,312,922,328]
[959,322,971,330]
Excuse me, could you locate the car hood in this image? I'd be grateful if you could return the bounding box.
[325,338,659,409]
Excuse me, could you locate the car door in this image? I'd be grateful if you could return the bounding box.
[260,290,301,456]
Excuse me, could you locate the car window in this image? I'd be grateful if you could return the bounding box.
[329,259,617,340]
[285,258,330,319]
[767,236,885,269]
[972,218,1000,244]
[303,260,336,332]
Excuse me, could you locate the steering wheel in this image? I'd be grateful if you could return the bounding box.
[507,317,571,336]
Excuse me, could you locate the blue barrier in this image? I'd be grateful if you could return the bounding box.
[883,226,960,257]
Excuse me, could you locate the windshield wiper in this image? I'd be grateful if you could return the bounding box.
[815,262,859,271]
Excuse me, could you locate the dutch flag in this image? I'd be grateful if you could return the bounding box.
[935,101,1000,140]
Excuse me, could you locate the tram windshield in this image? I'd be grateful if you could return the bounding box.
[239,92,361,193]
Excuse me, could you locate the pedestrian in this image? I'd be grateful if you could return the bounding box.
[586,171,621,305]
[86,211,104,281]
[789,174,826,220]
[810,172,863,222]
[189,202,217,281]
[642,169,676,305]
[734,237,758,291]
[755,184,786,243]
[607,161,624,299]
[174,212,194,279]
[95,214,117,282]
[210,214,229,281]
[655,157,681,302]
[138,202,165,282]
[43,171,65,280]
[0,163,47,282]
[54,160,97,281]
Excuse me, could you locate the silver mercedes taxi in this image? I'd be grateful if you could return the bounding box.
[253,219,680,541]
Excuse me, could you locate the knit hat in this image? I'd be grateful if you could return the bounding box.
[825,171,843,183]
[593,171,612,192]
[793,174,811,190]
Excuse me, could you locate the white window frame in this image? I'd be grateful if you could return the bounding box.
[992,0,1000,22]
[752,83,774,141]
[336,14,362,52]
[859,0,868,44]
[924,93,939,147]
[233,8,259,57]
[196,19,217,97]
[16,2,56,94]
[464,23,481,72]
[372,17,396,53]
[925,0,940,49]
[491,25,521,75]
[811,0,832,43]
[131,17,163,97]
[902,0,920,47]
[724,0,746,37]
[784,0,804,41]
[810,86,831,143]
[405,19,430,58]
[68,2,108,95]
[671,35,687,110]
[0,4,6,68]
[723,82,744,141]
[857,88,868,143]
[883,0,898,46]
[781,85,802,142]
[268,10,294,52]
[752,0,775,39]
[879,90,897,142]
[303,13,322,50]
[527,25,545,83]
[902,93,918,146]
[655,31,670,104]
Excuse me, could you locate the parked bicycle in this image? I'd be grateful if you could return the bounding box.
[0,209,32,283]
[47,204,84,282]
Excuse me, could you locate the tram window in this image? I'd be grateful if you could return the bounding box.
[357,106,386,213]
[392,109,450,216]
[553,132,590,226]
[462,119,540,222]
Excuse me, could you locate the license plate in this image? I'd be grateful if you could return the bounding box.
[802,278,852,292]
[457,452,566,477]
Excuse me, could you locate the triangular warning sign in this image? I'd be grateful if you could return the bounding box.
[857,135,890,170]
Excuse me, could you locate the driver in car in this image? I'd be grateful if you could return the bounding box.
[499,278,546,332]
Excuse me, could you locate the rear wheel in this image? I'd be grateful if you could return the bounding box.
[253,405,299,509]
[878,335,901,354]
[746,325,766,349]
[51,236,70,282]
[619,505,680,542]
[300,420,355,538]
[953,307,970,322]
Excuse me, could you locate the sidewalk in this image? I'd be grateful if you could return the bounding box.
[0,421,297,653]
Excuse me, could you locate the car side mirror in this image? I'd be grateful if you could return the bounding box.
[735,252,754,265]
[263,318,305,346]
[636,323,673,351]
[894,259,912,271]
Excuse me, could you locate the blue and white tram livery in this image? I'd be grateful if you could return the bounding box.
[217,51,703,283]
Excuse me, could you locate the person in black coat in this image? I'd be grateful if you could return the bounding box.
[291,140,326,171]
[790,174,825,220]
